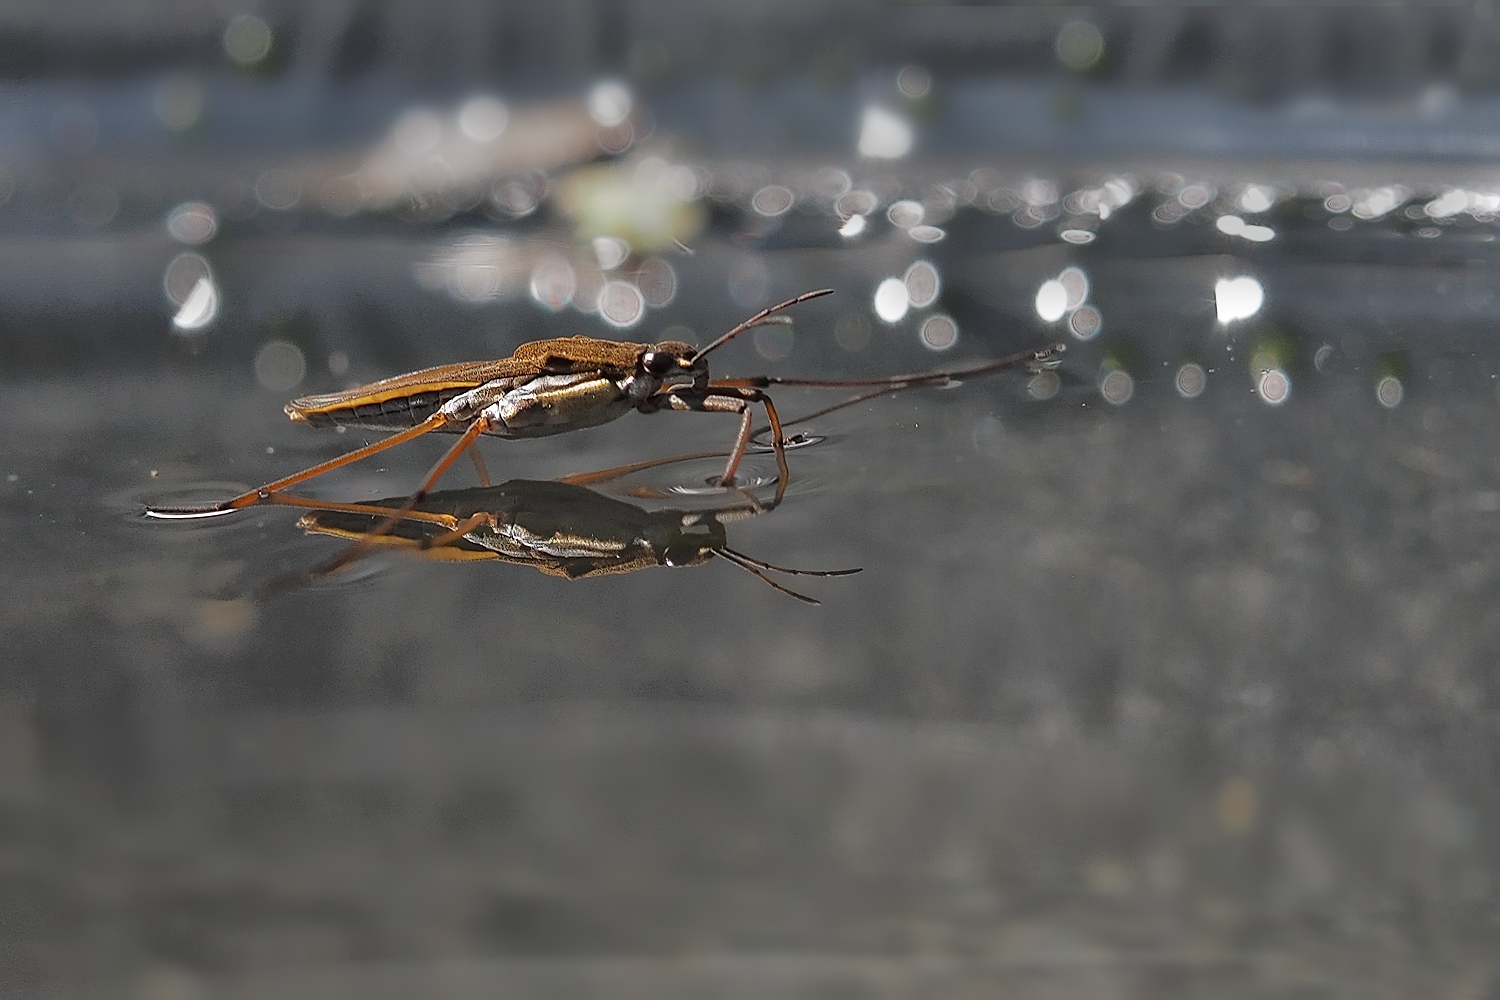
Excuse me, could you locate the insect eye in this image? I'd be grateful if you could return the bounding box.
[642,351,675,376]
[663,539,702,566]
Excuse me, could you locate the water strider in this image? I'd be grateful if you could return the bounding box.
[145,289,1064,586]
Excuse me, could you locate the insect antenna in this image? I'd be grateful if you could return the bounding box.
[690,288,835,361]
[711,547,822,605]
[717,545,862,578]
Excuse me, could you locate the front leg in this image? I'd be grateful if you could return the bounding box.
[654,386,789,498]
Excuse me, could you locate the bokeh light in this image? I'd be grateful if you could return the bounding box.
[490,179,540,219]
[805,166,851,201]
[445,262,501,304]
[1376,375,1405,408]
[597,280,645,328]
[1215,277,1264,324]
[753,320,794,361]
[592,235,631,271]
[896,65,932,98]
[635,257,677,308]
[858,106,912,159]
[171,277,219,332]
[1027,371,1061,401]
[1424,188,1495,219]
[1058,267,1089,310]
[153,77,203,131]
[1351,185,1409,221]
[1324,192,1352,213]
[751,185,794,217]
[163,252,212,306]
[904,261,940,309]
[873,277,910,323]
[1035,279,1068,322]
[1100,368,1134,405]
[1069,304,1103,340]
[1064,177,1134,219]
[457,95,508,142]
[1257,369,1291,405]
[1056,20,1104,71]
[166,202,217,245]
[887,200,923,228]
[1237,185,1276,213]
[919,315,958,351]
[1216,215,1275,242]
[1175,363,1208,399]
[1023,178,1059,207]
[836,190,877,219]
[529,256,576,312]
[223,14,273,67]
[254,341,306,392]
[254,169,301,211]
[588,81,632,127]
[1178,184,1212,209]
[1153,201,1186,225]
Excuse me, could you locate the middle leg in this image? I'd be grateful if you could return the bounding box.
[655,385,790,500]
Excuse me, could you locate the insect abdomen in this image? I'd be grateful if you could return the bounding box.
[294,390,462,430]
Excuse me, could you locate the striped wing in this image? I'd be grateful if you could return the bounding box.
[287,357,538,415]
[287,337,649,417]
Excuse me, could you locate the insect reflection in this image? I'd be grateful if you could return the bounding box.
[289,460,858,605]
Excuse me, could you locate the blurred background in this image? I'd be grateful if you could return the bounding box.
[5,2,1500,996]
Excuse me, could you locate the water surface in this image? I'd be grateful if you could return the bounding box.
[5,86,1500,998]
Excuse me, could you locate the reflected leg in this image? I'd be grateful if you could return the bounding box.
[264,416,492,592]
[468,443,492,487]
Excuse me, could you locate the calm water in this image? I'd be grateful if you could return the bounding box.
[6,79,1500,998]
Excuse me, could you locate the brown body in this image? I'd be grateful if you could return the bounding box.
[287,336,697,436]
